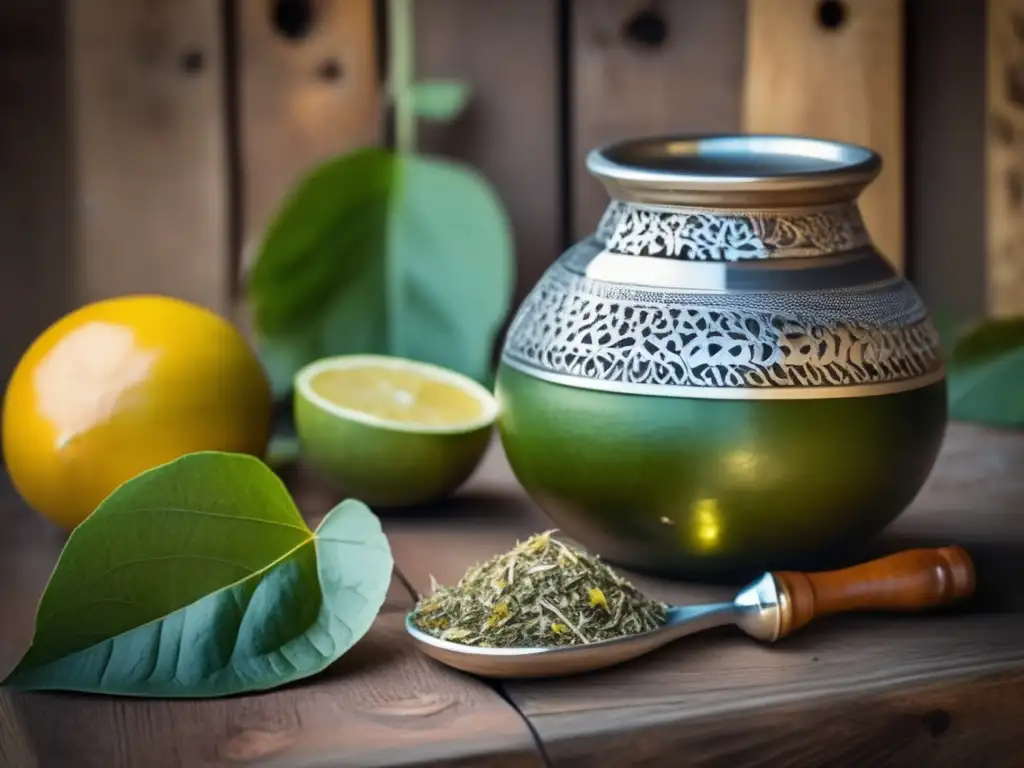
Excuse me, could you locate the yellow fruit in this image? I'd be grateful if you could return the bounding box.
[294,355,497,506]
[3,295,272,529]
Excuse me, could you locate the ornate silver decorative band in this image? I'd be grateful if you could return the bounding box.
[501,357,946,400]
[593,201,872,261]
[500,263,944,400]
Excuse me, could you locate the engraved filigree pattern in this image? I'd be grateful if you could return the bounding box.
[604,203,871,260]
[502,264,941,391]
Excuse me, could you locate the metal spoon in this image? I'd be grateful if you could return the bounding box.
[405,546,975,679]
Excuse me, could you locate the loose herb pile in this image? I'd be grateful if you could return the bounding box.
[412,531,668,648]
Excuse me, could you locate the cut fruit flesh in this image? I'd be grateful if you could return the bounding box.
[297,356,497,432]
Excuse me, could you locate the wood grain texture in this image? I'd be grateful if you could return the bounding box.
[571,0,746,239]
[67,0,230,314]
[0,474,543,768]
[0,0,73,390]
[987,0,1024,316]
[413,0,560,311]
[385,423,1024,767]
[236,0,380,281]
[520,667,1024,768]
[744,0,905,271]
[906,0,986,320]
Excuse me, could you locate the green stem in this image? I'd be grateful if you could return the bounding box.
[390,0,415,155]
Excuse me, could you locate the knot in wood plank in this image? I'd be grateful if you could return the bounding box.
[218,725,296,763]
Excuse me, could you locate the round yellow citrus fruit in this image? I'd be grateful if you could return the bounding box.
[3,295,272,529]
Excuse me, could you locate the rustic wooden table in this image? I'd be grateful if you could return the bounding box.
[2,422,1023,768]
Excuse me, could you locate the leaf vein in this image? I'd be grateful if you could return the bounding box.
[93,554,257,582]
[98,641,114,687]
[97,506,309,532]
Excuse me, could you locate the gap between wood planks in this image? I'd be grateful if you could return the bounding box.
[388,556,557,768]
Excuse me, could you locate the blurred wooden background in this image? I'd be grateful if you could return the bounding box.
[0,0,1011,384]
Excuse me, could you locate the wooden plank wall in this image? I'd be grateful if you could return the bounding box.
[571,0,747,239]
[67,0,230,315]
[237,0,380,280]
[744,0,905,271]
[908,0,986,323]
[988,0,1024,317]
[414,0,560,308]
[0,0,1011,385]
[0,0,73,386]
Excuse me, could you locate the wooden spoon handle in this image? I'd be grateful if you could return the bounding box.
[771,546,975,640]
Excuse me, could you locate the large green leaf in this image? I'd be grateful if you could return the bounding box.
[245,149,514,397]
[948,317,1024,427]
[3,452,393,697]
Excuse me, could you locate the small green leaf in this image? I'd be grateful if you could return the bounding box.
[245,149,513,392]
[930,310,962,356]
[410,80,470,122]
[2,452,393,697]
[948,317,1024,427]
